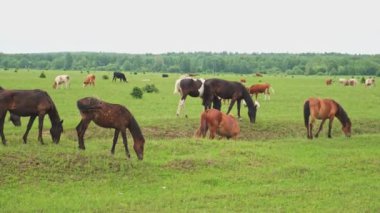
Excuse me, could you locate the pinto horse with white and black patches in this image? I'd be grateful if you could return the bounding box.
[202,78,258,123]
[76,97,145,160]
[304,98,351,139]
[173,76,205,117]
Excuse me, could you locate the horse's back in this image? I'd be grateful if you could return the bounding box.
[308,98,338,119]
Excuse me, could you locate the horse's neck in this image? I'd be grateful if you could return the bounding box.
[48,107,61,125]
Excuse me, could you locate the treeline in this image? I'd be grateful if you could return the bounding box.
[1,52,380,76]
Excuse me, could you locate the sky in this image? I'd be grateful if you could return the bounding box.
[1,0,379,54]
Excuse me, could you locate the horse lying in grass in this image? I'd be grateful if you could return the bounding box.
[76,97,145,160]
[304,97,351,139]
[195,109,240,139]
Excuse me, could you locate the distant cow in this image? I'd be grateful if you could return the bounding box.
[255,73,263,77]
[162,74,169,78]
[248,83,275,100]
[53,75,70,89]
[240,79,246,83]
[325,79,333,85]
[365,78,375,87]
[113,72,127,82]
[83,74,96,87]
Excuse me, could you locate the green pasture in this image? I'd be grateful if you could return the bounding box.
[0,70,379,212]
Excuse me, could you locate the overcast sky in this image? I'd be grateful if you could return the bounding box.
[1,0,379,54]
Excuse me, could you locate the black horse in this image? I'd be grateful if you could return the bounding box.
[202,78,258,123]
[173,76,205,117]
[0,87,63,145]
[113,72,127,82]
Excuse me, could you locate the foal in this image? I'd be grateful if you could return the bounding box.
[76,97,145,160]
[195,109,240,139]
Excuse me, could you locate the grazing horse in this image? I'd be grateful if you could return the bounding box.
[195,109,240,139]
[303,98,351,139]
[173,76,205,117]
[202,78,258,123]
[53,75,70,89]
[248,83,275,101]
[113,72,127,82]
[0,88,63,145]
[83,74,96,87]
[76,97,145,160]
[365,78,375,87]
[325,79,333,85]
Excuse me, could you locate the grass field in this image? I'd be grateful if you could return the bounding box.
[0,70,379,212]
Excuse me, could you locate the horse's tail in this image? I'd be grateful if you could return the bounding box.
[173,79,182,95]
[270,86,275,94]
[198,110,208,137]
[304,100,310,127]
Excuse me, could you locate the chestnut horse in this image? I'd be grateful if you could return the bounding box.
[76,97,145,160]
[173,76,205,117]
[83,74,96,87]
[202,78,257,123]
[0,87,63,145]
[248,83,274,100]
[304,98,351,139]
[195,109,240,139]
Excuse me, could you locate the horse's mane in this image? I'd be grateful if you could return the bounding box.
[334,101,351,127]
[128,114,145,143]
[241,84,255,111]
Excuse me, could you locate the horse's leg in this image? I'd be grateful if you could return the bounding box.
[111,129,120,154]
[0,112,7,145]
[315,119,326,138]
[226,98,237,114]
[209,126,217,139]
[327,117,334,138]
[176,95,187,117]
[308,118,315,139]
[76,119,91,150]
[236,100,241,119]
[22,115,36,144]
[120,129,131,159]
[37,114,45,144]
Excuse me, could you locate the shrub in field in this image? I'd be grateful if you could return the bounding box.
[131,87,143,99]
[39,71,46,78]
[360,76,366,84]
[142,84,159,93]
[102,75,109,80]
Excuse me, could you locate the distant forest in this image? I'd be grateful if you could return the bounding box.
[1,52,380,76]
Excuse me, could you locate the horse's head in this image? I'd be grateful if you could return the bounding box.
[133,139,145,160]
[247,100,260,123]
[50,120,64,143]
[342,121,351,137]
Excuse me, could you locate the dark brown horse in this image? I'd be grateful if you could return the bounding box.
[304,98,351,139]
[0,87,63,145]
[195,109,240,139]
[202,78,258,123]
[173,76,205,117]
[76,97,145,160]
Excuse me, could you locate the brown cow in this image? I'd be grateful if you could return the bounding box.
[83,74,96,87]
[248,83,274,100]
[325,79,333,85]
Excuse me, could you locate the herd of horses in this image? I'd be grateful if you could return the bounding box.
[0,73,361,161]
[325,77,376,87]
